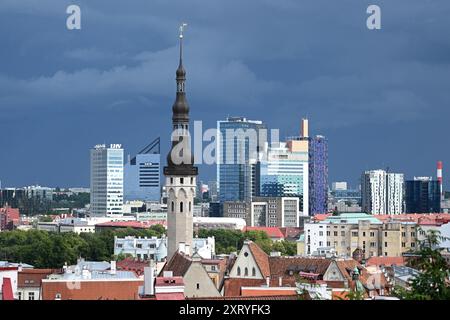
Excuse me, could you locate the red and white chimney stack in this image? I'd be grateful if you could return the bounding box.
[437,161,443,197]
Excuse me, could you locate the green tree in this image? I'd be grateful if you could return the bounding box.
[393,229,450,300]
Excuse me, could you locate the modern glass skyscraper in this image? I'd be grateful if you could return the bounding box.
[405,177,441,213]
[90,144,124,216]
[258,142,309,215]
[309,135,328,215]
[217,117,267,202]
[124,138,161,202]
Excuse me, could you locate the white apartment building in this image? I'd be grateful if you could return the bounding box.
[362,170,404,215]
[386,173,404,214]
[90,144,124,216]
[114,236,216,261]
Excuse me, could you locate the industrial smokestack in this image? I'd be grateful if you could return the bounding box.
[437,161,443,197]
[301,118,309,138]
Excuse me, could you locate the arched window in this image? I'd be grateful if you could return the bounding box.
[190,177,193,184]
[252,267,256,276]
[244,267,248,276]
[189,202,192,212]
[180,201,183,213]
[237,267,241,276]
[171,201,174,212]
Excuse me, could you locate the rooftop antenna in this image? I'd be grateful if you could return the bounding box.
[179,23,188,64]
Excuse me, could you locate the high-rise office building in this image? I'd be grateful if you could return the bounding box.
[361,169,404,215]
[308,135,328,215]
[258,142,309,215]
[285,118,328,215]
[217,117,267,202]
[164,25,198,259]
[124,137,161,202]
[90,144,124,216]
[405,177,441,213]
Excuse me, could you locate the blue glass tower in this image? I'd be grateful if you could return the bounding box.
[217,117,267,202]
[309,135,328,215]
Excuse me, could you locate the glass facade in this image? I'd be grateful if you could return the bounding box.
[309,135,328,215]
[258,142,309,215]
[124,153,160,201]
[405,179,441,213]
[90,145,123,216]
[217,117,267,202]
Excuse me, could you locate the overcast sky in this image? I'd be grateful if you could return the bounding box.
[0,0,449,189]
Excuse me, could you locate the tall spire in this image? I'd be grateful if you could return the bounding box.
[173,23,189,122]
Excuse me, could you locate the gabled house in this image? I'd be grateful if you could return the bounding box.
[160,251,221,298]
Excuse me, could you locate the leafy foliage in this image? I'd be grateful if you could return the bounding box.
[197,228,297,256]
[0,225,166,268]
[393,229,450,300]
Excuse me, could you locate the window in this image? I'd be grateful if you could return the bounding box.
[319,231,323,236]
[18,292,22,300]
[237,267,241,276]
[411,232,416,237]
[211,266,216,271]
[370,232,375,237]
[245,267,248,276]
[411,242,416,248]
[191,177,194,184]
[385,232,388,237]
[352,232,358,237]
[170,177,173,184]
[327,231,330,236]
[334,231,338,236]
[402,232,406,237]
[362,232,366,237]
[341,231,345,236]
[171,201,174,212]
[384,242,388,247]
[136,244,142,249]
[180,201,183,213]
[327,241,330,246]
[180,178,184,184]
[28,292,35,300]
[189,202,192,212]
[402,242,406,248]
[196,283,200,290]
[252,267,256,276]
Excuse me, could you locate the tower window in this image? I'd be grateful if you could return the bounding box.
[171,201,174,212]
[170,177,173,184]
[244,267,248,276]
[252,267,256,276]
[189,202,192,212]
[191,177,193,184]
[237,267,241,276]
[180,201,183,213]
[180,178,184,184]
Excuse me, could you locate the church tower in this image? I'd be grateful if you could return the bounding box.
[164,23,198,260]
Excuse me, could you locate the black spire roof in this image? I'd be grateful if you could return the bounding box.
[164,23,198,177]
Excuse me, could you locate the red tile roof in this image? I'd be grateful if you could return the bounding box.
[241,287,297,297]
[1,277,14,300]
[155,293,185,300]
[18,269,60,288]
[247,241,270,278]
[117,258,149,276]
[366,256,405,267]
[244,227,285,239]
[155,276,184,286]
[160,252,192,277]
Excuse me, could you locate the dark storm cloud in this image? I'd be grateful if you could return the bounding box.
[0,0,449,187]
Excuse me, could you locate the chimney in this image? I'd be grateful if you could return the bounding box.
[266,276,270,287]
[437,161,443,198]
[143,262,155,296]
[301,118,309,138]
[278,276,283,287]
[110,261,116,275]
